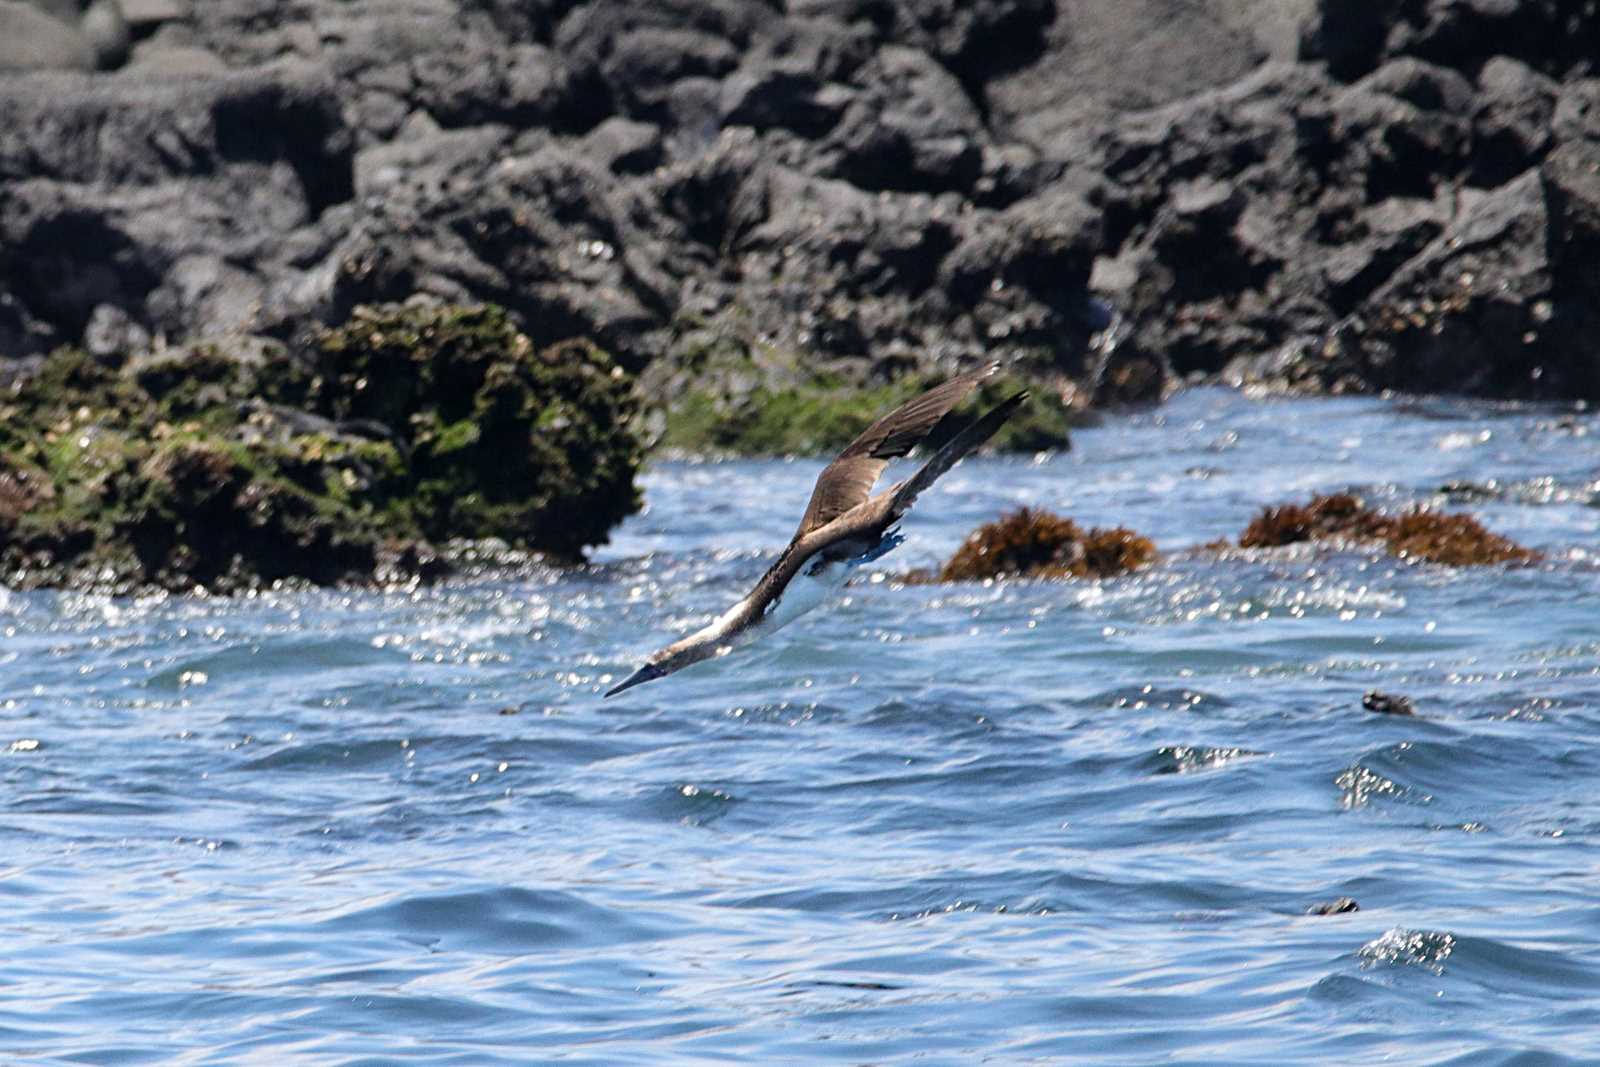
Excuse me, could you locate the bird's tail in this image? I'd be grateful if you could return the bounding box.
[887,391,1029,519]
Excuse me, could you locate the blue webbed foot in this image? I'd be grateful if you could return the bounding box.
[854,529,905,566]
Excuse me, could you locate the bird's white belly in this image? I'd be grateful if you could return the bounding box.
[760,563,850,633]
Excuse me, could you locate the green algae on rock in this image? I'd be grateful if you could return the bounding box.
[0,304,643,593]
[657,363,1081,457]
[645,308,1086,456]
[1238,492,1537,565]
[936,507,1157,582]
[304,305,642,556]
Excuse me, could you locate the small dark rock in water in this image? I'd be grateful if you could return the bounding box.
[1438,479,1501,502]
[1307,897,1360,916]
[497,706,520,716]
[1363,690,1416,716]
[1238,492,1538,566]
[937,508,1156,582]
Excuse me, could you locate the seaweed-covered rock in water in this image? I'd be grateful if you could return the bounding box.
[937,507,1157,582]
[1362,690,1416,716]
[0,343,371,591]
[1239,492,1391,546]
[301,303,642,556]
[0,303,643,592]
[1380,509,1539,566]
[652,332,1081,457]
[1239,492,1537,565]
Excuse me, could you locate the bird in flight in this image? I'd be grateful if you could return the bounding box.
[605,363,1026,697]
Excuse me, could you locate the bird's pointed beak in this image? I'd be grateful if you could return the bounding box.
[604,662,664,698]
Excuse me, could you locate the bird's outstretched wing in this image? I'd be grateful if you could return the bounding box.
[793,362,1000,537]
[884,390,1030,521]
[802,388,1030,558]
[744,386,1028,621]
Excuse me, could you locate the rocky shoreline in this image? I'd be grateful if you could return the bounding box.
[1,0,1597,588]
[4,1,1596,404]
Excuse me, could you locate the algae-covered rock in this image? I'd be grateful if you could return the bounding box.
[0,303,643,592]
[652,333,1082,457]
[1238,492,1537,565]
[670,373,1080,456]
[1239,492,1388,547]
[937,507,1157,582]
[303,304,642,556]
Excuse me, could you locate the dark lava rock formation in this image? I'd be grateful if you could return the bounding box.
[3,0,1597,418]
[0,303,641,592]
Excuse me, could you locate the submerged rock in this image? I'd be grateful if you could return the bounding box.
[1239,492,1537,565]
[937,507,1157,582]
[0,302,643,592]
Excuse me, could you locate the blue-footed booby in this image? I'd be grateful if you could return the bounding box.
[605,363,1026,697]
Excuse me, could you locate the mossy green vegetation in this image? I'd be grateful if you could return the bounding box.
[306,309,642,554]
[658,368,1081,456]
[647,309,1083,456]
[936,507,1158,582]
[1238,492,1537,566]
[0,304,643,593]
[660,374,915,455]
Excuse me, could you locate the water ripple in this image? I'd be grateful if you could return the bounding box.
[5,390,1600,1063]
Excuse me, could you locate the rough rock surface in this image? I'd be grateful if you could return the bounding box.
[0,0,128,72]
[0,303,643,592]
[2,0,1600,418]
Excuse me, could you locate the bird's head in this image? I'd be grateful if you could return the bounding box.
[603,633,722,698]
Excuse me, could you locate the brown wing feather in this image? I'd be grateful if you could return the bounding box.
[793,362,999,536]
[884,390,1029,520]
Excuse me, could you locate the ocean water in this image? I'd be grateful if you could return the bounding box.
[4,387,1600,1065]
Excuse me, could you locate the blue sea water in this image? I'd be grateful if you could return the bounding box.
[4,387,1600,1065]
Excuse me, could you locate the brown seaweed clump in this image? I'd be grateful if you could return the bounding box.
[1239,492,1536,566]
[1239,493,1389,546]
[937,507,1157,582]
